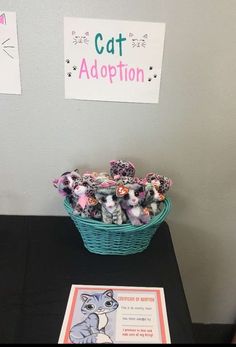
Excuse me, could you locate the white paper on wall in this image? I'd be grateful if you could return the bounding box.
[64,17,165,103]
[0,11,21,94]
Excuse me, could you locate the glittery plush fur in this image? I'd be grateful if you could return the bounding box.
[121,185,150,225]
[110,160,135,179]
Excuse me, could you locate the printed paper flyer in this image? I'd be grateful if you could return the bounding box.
[58,285,171,344]
[0,11,21,94]
[64,17,166,103]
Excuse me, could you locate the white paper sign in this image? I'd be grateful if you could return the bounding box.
[0,11,21,94]
[58,285,171,344]
[64,17,165,103]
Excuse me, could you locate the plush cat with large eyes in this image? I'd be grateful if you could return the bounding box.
[53,170,80,206]
[144,182,165,216]
[146,173,173,194]
[121,184,150,226]
[73,176,101,220]
[70,290,119,344]
[96,187,125,225]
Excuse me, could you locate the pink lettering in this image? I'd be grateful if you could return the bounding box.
[79,58,90,79]
[90,59,98,79]
[136,68,144,82]
[108,65,116,83]
[129,68,135,81]
[77,58,145,83]
[117,61,127,81]
[0,13,6,25]
[101,65,107,77]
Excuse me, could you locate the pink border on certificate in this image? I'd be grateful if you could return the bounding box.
[157,290,167,343]
[64,287,78,344]
[63,286,168,344]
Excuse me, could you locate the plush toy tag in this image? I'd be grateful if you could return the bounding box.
[88,197,99,206]
[78,195,88,209]
[116,185,129,197]
[159,194,165,201]
[143,207,150,216]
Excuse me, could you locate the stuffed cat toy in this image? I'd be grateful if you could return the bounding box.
[83,197,102,220]
[110,160,135,179]
[121,183,150,226]
[73,176,101,220]
[146,173,173,194]
[53,169,80,205]
[95,184,125,225]
[143,181,165,216]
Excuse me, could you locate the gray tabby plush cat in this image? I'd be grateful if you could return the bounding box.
[69,290,118,344]
[144,182,165,216]
[95,187,125,225]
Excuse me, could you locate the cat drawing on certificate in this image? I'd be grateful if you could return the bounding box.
[69,289,118,344]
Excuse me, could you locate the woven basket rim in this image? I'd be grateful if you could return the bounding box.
[64,197,171,232]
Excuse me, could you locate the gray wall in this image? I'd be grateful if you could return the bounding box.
[0,0,236,324]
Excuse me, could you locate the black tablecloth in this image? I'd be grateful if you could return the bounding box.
[0,216,194,343]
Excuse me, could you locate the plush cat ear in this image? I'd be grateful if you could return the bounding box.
[52,178,59,188]
[61,171,70,176]
[143,34,148,38]
[104,289,113,297]
[81,294,90,302]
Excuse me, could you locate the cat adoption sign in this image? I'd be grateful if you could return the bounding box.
[64,17,166,103]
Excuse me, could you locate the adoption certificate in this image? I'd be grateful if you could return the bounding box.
[58,284,171,344]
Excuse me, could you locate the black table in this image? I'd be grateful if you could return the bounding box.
[0,216,194,343]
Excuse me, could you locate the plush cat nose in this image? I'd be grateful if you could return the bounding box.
[132,198,136,202]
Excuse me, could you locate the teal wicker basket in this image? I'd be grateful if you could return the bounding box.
[64,197,171,255]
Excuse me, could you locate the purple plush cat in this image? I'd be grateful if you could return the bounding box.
[121,183,150,226]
